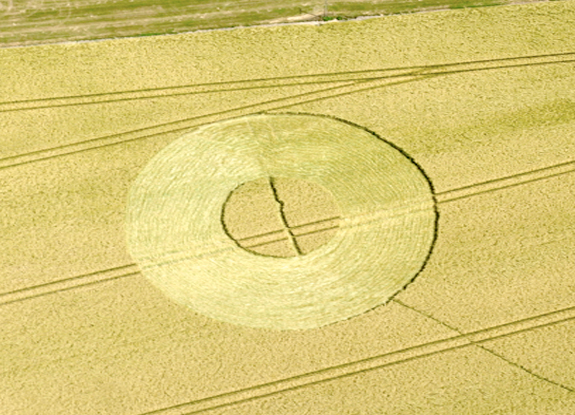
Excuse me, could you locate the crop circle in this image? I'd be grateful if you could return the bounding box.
[125,113,437,330]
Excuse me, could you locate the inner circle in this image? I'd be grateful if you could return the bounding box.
[222,176,341,258]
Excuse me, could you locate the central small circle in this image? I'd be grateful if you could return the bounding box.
[222,176,341,258]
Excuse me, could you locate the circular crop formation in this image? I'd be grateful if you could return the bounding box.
[125,113,437,330]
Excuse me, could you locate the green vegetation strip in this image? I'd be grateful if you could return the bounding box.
[0,0,558,48]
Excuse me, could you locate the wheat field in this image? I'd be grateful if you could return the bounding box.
[1,1,575,413]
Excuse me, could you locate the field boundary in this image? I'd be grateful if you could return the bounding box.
[0,0,561,49]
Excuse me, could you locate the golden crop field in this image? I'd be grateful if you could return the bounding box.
[1,1,575,413]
